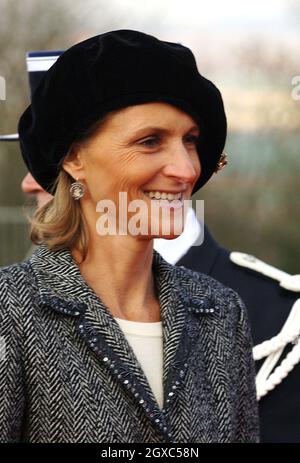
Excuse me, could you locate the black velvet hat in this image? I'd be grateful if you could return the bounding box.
[18,29,227,193]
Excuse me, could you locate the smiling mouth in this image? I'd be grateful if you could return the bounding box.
[143,191,183,201]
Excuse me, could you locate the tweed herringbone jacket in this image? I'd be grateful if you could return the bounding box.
[0,245,259,443]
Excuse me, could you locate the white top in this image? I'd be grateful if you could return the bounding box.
[114,317,164,409]
[112,208,201,410]
[154,207,201,264]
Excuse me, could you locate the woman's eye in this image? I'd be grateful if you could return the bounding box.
[138,134,199,148]
[184,135,200,145]
[139,137,159,148]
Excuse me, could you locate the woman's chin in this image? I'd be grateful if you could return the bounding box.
[157,233,182,240]
[148,225,184,240]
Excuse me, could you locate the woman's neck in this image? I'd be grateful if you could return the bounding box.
[71,234,161,322]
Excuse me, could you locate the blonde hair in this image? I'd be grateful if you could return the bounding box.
[30,108,122,260]
[30,169,88,259]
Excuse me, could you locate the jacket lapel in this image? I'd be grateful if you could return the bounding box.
[29,245,214,434]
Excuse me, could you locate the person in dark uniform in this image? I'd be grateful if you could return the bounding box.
[155,213,300,443]
[1,49,299,443]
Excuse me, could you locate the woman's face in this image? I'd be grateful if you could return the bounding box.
[65,102,201,239]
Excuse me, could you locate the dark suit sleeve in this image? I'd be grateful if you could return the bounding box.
[233,292,260,442]
[0,273,25,442]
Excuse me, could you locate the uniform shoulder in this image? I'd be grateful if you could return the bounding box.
[230,251,300,293]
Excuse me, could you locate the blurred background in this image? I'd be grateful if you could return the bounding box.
[0,0,299,271]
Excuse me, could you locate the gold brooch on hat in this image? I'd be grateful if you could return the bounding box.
[215,152,228,173]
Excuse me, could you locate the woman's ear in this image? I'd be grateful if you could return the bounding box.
[62,143,85,180]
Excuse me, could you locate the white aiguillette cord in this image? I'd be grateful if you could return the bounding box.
[230,252,300,293]
[254,299,300,400]
[230,252,300,400]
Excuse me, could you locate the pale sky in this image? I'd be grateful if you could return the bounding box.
[79,0,298,37]
[117,0,289,25]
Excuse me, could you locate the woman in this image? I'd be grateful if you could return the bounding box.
[0,30,259,443]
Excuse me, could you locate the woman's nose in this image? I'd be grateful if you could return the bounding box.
[163,144,200,184]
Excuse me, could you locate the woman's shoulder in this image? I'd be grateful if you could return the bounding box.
[176,262,242,298]
[0,245,51,290]
[0,258,37,312]
[0,258,34,286]
[155,250,243,305]
[171,261,247,321]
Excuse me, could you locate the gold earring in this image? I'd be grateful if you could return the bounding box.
[215,152,228,173]
[70,177,85,200]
